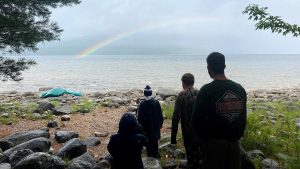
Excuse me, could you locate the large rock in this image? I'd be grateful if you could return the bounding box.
[56,138,87,159]
[14,152,65,169]
[156,89,178,100]
[260,158,280,169]
[37,100,54,113]
[0,163,11,169]
[83,137,101,147]
[143,157,162,169]
[3,137,51,157]
[94,160,110,169]
[47,120,58,128]
[0,140,13,151]
[2,129,50,147]
[68,160,93,169]
[55,131,79,143]
[247,150,265,160]
[71,152,96,166]
[54,105,72,115]
[9,149,34,167]
[0,153,9,163]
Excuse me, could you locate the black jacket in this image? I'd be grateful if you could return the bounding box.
[138,98,163,141]
[108,113,147,169]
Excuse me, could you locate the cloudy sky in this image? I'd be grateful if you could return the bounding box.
[32,0,300,55]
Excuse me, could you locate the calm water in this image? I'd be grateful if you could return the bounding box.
[1,54,300,93]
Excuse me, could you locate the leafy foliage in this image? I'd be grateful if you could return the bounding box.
[0,0,80,81]
[243,4,300,37]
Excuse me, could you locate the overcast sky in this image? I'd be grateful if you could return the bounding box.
[33,0,300,55]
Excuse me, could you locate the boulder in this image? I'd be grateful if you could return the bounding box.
[162,159,177,169]
[247,150,265,160]
[0,163,11,169]
[143,157,162,169]
[0,153,9,163]
[1,113,9,118]
[173,149,185,158]
[47,120,58,128]
[156,89,178,100]
[37,100,54,113]
[54,105,72,115]
[94,160,110,169]
[128,105,138,112]
[68,160,93,169]
[56,138,87,159]
[22,92,36,97]
[83,137,101,147]
[2,129,50,147]
[55,131,79,143]
[14,152,65,169]
[260,158,280,169]
[0,140,13,151]
[9,149,34,167]
[71,152,96,166]
[39,87,53,91]
[3,137,51,157]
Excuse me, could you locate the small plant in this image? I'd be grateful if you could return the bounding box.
[162,102,174,119]
[71,98,95,113]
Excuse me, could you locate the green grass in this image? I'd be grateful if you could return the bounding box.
[71,98,96,113]
[162,102,175,119]
[241,101,300,168]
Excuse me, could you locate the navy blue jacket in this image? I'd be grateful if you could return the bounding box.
[138,98,163,141]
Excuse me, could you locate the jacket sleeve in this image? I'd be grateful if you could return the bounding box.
[157,101,164,129]
[171,95,182,144]
[192,87,209,136]
[107,136,118,157]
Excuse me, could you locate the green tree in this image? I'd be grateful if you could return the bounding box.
[243,4,300,37]
[0,0,80,81]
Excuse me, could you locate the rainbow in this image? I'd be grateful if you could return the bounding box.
[78,16,217,58]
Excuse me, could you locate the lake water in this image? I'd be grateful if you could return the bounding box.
[1,54,300,93]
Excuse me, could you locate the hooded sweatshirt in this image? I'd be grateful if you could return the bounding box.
[108,113,147,169]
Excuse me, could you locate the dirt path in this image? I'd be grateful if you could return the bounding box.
[0,106,171,158]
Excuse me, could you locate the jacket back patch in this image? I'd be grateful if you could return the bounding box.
[216,90,243,122]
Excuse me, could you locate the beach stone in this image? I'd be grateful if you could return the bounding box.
[47,120,58,128]
[3,137,51,157]
[143,157,162,169]
[2,129,50,147]
[9,149,34,167]
[0,140,13,151]
[128,105,138,112]
[14,152,65,169]
[247,150,265,160]
[178,159,188,168]
[68,160,93,169]
[39,87,53,91]
[54,105,72,115]
[162,159,177,169]
[32,113,41,119]
[94,132,109,137]
[37,100,54,113]
[83,137,101,147]
[22,92,36,97]
[260,158,280,169]
[0,163,11,169]
[0,153,9,163]
[71,152,96,166]
[156,89,178,100]
[295,118,300,123]
[55,131,79,143]
[61,115,71,121]
[56,138,87,159]
[173,149,185,158]
[296,123,300,130]
[94,160,110,169]
[1,112,9,118]
[98,153,113,163]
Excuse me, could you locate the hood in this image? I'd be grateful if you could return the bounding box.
[118,113,140,135]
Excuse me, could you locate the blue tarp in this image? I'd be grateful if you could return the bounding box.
[40,88,83,98]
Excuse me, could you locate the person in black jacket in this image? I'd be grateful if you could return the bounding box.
[138,85,164,158]
[108,113,147,169]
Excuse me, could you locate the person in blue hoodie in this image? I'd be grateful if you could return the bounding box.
[138,85,164,158]
[108,113,147,169]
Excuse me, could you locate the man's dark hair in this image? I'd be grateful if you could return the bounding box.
[181,73,194,86]
[206,52,226,74]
